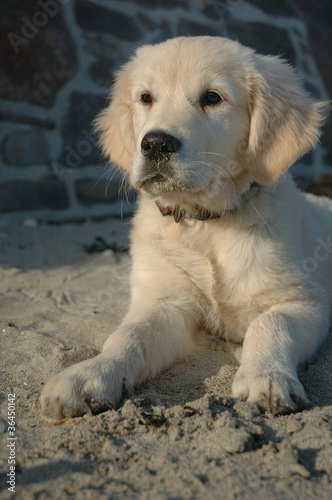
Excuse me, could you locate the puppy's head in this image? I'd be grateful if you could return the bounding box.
[95,36,327,212]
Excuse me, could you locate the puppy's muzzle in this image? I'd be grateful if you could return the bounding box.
[141,131,181,163]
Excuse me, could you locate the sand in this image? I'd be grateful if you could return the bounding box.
[0,218,331,499]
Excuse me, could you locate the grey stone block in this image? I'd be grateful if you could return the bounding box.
[124,0,188,8]
[76,178,135,206]
[0,113,55,130]
[227,21,296,65]
[2,128,49,166]
[0,177,69,212]
[137,13,160,31]
[82,31,128,62]
[136,15,173,42]
[247,0,299,18]
[176,18,221,37]
[89,57,115,88]
[75,0,141,42]
[1,0,78,107]
[291,0,332,165]
[60,92,105,169]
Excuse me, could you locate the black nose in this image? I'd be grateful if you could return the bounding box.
[141,131,181,162]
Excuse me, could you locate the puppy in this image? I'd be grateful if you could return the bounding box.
[41,36,332,419]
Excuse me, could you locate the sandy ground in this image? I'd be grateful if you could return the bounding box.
[0,218,331,499]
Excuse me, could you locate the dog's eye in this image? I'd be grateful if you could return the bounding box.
[141,93,152,104]
[201,91,223,107]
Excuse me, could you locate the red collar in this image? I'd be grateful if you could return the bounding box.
[157,204,174,217]
[155,182,258,223]
[155,201,221,223]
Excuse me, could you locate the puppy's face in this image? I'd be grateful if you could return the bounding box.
[128,42,251,210]
[95,37,325,213]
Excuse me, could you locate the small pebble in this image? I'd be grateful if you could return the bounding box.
[102,249,115,258]
[288,463,311,478]
[168,427,182,442]
[286,419,303,434]
[233,401,261,419]
[23,218,38,228]
[218,428,253,454]
[261,442,277,456]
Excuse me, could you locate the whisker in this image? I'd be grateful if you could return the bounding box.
[92,166,114,192]
[118,171,133,209]
[204,151,234,161]
[117,172,129,219]
[105,169,115,197]
[246,196,274,235]
[92,80,114,98]
[119,171,128,197]
[187,166,208,185]
[191,159,237,196]
[124,176,133,204]
[191,159,234,182]
[100,165,121,198]
[90,158,109,174]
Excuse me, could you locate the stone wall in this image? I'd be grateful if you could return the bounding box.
[1,0,331,222]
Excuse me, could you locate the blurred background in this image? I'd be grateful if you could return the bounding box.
[0,0,331,224]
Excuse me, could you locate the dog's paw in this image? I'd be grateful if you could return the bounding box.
[40,354,134,420]
[232,367,307,414]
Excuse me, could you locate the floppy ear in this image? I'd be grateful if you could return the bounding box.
[93,63,135,171]
[246,54,328,184]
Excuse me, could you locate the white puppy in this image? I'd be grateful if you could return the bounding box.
[41,36,332,419]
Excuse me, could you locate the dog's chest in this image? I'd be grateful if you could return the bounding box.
[168,221,263,339]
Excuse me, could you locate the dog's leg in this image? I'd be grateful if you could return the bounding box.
[232,297,329,413]
[41,296,197,419]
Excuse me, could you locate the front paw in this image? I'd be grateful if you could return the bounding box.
[41,354,133,420]
[232,367,307,414]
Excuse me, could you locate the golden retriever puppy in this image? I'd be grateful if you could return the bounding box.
[41,36,332,419]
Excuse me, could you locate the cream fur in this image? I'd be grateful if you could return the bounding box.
[41,36,331,419]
